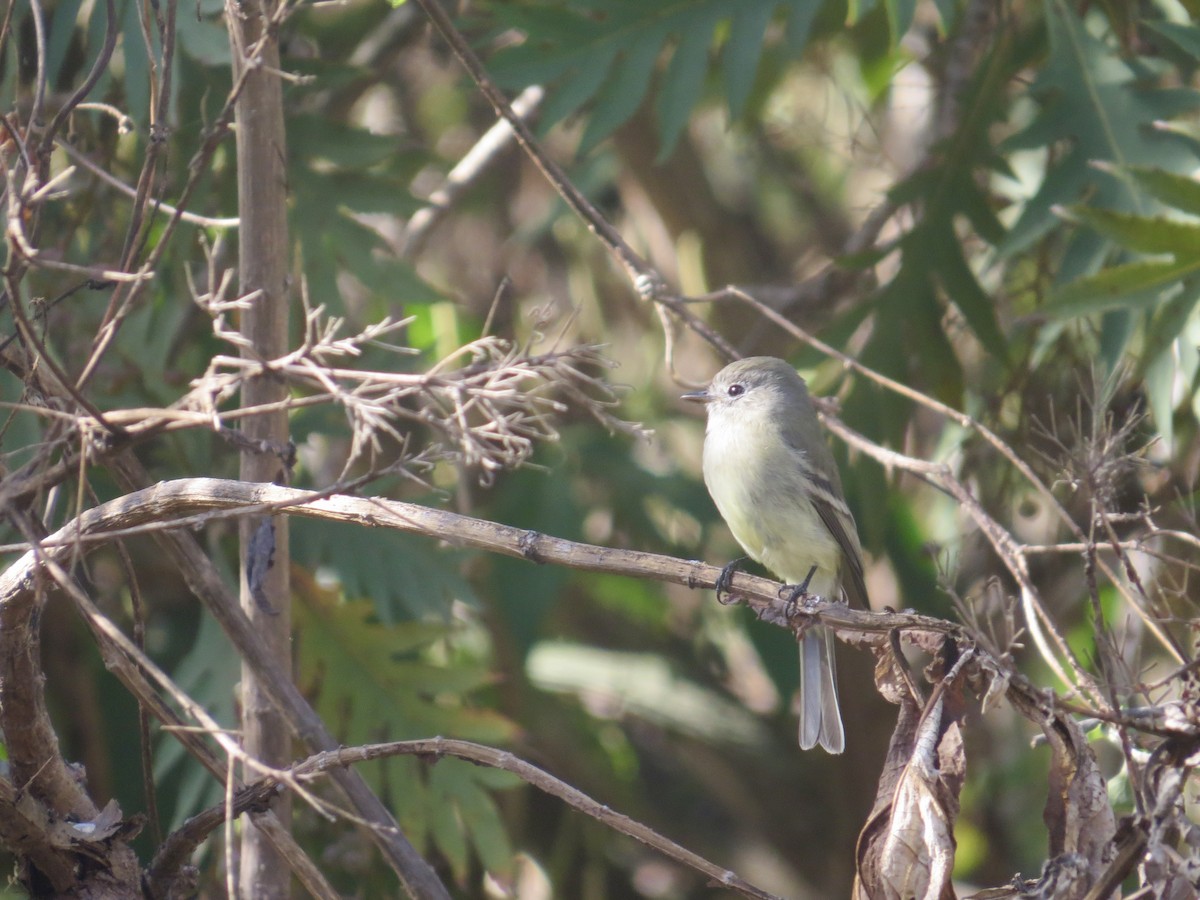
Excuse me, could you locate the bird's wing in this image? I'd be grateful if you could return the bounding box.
[806,474,869,609]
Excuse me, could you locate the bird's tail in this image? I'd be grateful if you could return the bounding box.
[798,626,844,753]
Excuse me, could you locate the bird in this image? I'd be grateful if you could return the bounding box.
[682,356,868,753]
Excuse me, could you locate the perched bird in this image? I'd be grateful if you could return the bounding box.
[683,357,868,753]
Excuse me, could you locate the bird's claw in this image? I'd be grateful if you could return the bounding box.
[715,557,747,604]
[781,565,819,615]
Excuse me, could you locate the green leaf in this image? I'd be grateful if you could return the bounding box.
[722,0,775,119]
[960,179,1008,245]
[1058,205,1200,257]
[441,762,515,879]
[885,0,917,40]
[1145,21,1200,61]
[527,642,772,747]
[155,614,238,830]
[1142,280,1200,378]
[847,0,879,26]
[930,0,958,32]
[870,268,965,410]
[536,46,619,131]
[781,0,821,54]
[1144,344,1176,458]
[289,116,399,169]
[176,16,232,67]
[292,518,474,623]
[486,1,839,153]
[931,222,1008,359]
[428,760,515,882]
[1046,258,1200,316]
[428,771,470,881]
[864,27,1013,368]
[294,571,517,766]
[1123,166,1200,218]
[357,258,447,307]
[999,0,1200,259]
[1141,281,1200,453]
[318,171,423,217]
[655,11,722,160]
[120,0,150,125]
[46,0,86,83]
[578,31,664,154]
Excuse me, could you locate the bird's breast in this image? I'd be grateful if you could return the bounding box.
[701,415,841,590]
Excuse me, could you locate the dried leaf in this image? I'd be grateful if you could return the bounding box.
[1041,714,1115,871]
[874,643,914,706]
[962,853,1092,899]
[855,640,967,900]
[1142,737,1200,899]
[968,653,1010,715]
[50,799,141,865]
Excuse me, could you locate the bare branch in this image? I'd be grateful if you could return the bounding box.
[5,476,1189,745]
[56,139,239,229]
[300,740,783,900]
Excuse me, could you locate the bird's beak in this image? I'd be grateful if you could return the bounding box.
[680,389,711,403]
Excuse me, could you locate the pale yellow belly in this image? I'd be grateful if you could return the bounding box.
[703,427,842,596]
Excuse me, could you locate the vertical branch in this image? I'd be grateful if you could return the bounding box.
[225,0,293,894]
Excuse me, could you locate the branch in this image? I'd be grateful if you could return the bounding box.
[0,520,100,822]
[25,551,342,900]
[56,139,239,229]
[0,778,78,893]
[6,475,1186,895]
[175,738,784,900]
[104,458,450,900]
[4,476,1177,742]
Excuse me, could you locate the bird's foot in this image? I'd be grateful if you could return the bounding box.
[782,565,820,615]
[715,557,747,604]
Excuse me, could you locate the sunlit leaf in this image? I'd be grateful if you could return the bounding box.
[1057,205,1200,256]
[1047,258,1200,315]
[999,1,1200,262]
[1123,165,1200,218]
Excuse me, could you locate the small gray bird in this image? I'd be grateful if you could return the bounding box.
[683,357,868,753]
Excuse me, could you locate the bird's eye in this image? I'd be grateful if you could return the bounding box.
[727,384,744,397]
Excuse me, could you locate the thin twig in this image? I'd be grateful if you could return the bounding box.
[56,139,239,228]
[299,740,782,900]
[408,0,737,361]
[400,85,544,258]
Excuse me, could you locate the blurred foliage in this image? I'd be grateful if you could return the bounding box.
[482,0,844,158]
[3,0,1200,894]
